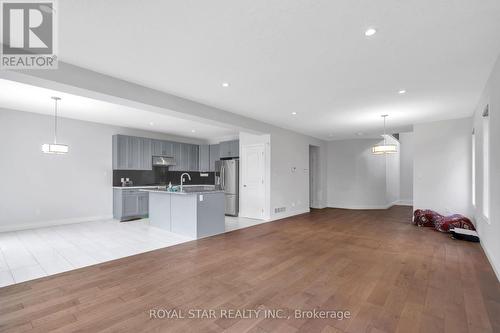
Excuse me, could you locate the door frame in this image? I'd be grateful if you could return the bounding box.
[240,143,267,220]
[309,145,321,209]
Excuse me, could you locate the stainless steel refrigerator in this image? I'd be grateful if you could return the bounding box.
[215,159,239,216]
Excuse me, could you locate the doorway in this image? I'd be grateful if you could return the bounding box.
[240,143,266,219]
[309,145,320,208]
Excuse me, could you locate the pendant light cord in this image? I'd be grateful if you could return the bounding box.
[51,96,61,144]
[382,114,388,144]
[54,98,58,144]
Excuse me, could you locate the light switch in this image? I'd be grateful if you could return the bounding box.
[199,194,204,202]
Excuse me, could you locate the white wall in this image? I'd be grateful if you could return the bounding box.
[269,129,327,219]
[0,109,205,231]
[326,136,401,209]
[472,54,500,279]
[327,139,389,209]
[240,130,325,221]
[399,132,414,205]
[413,117,472,217]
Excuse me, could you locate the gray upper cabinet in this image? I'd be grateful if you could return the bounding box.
[138,137,152,170]
[152,139,173,157]
[113,135,201,172]
[188,144,199,171]
[171,142,182,171]
[180,143,189,171]
[230,140,239,157]
[199,145,210,172]
[219,141,229,159]
[219,140,239,159]
[182,144,199,171]
[209,144,219,171]
[113,135,152,170]
[170,142,199,171]
[113,135,129,170]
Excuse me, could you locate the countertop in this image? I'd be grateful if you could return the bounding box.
[113,185,164,189]
[114,184,223,195]
[140,189,224,195]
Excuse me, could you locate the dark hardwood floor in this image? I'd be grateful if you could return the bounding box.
[1,206,499,333]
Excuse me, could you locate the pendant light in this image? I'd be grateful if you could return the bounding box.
[372,114,397,155]
[42,97,69,154]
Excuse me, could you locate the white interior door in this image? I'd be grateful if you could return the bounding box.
[241,144,265,219]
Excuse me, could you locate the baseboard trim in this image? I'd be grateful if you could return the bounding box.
[269,209,310,222]
[327,202,397,210]
[0,215,114,233]
[395,200,413,206]
[480,238,500,283]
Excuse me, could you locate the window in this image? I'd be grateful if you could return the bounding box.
[472,129,475,207]
[483,105,490,219]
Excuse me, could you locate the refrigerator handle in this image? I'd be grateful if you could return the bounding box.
[221,166,225,190]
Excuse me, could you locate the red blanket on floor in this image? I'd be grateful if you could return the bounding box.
[413,209,475,232]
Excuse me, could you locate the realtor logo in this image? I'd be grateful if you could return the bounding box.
[1,0,58,69]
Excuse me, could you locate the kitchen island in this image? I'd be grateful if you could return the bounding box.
[141,186,225,239]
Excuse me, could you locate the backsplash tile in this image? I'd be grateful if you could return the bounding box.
[113,169,214,186]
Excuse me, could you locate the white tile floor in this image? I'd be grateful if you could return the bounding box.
[0,216,266,288]
[225,215,269,232]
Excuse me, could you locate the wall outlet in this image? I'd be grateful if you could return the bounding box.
[274,207,286,213]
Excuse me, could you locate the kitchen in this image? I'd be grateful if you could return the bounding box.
[0,82,268,287]
[112,134,243,239]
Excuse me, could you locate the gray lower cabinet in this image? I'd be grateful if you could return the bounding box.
[138,193,149,215]
[219,140,239,159]
[112,135,152,170]
[148,192,225,239]
[113,189,149,221]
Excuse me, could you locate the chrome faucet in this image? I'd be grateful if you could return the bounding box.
[180,173,191,192]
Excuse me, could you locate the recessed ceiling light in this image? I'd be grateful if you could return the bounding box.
[149,121,154,126]
[291,112,297,115]
[221,82,230,88]
[357,132,364,136]
[364,28,377,37]
[191,129,196,133]
[398,89,406,94]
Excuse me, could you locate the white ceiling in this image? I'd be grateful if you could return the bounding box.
[0,79,238,141]
[56,1,500,139]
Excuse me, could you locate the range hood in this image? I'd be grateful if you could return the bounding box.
[152,156,176,167]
